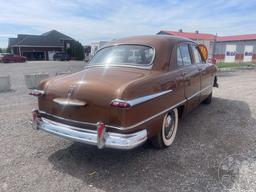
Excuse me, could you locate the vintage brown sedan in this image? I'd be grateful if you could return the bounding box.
[31,35,218,149]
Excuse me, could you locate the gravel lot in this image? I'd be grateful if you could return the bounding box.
[0,61,255,192]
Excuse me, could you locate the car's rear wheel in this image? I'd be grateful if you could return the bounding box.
[151,108,179,149]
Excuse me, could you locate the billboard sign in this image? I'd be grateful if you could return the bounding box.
[225,45,236,63]
[244,45,253,62]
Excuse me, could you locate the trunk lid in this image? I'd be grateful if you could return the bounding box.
[38,66,152,125]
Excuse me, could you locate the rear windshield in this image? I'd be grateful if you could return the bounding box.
[89,45,154,67]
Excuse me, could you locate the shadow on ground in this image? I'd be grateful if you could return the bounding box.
[48,97,256,192]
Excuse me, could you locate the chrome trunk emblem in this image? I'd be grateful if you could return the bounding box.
[53,98,87,107]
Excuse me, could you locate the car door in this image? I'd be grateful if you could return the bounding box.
[177,43,201,111]
[190,44,213,102]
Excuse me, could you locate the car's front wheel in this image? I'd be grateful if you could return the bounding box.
[202,92,212,104]
[151,108,179,149]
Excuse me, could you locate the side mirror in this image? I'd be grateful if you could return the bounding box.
[198,44,208,62]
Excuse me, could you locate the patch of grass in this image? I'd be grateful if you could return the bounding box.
[217,62,256,69]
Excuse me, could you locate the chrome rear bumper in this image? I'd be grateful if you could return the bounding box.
[32,111,147,150]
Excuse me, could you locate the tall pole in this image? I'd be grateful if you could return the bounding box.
[213,33,217,60]
[19,46,21,56]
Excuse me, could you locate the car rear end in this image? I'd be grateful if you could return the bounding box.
[30,67,152,149]
[30,41,166,150]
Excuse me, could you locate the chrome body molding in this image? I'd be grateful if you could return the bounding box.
[33,116,147,150]
[53,98,87,107]
[111,99,187,130]
[37,84,212,131]
[30,89,45,95]
[38,110,97,126]
[111,89,173,107]
[187,85,212,100]
[39,99,186,131]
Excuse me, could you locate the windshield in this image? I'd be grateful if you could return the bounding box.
[89,45,154,67]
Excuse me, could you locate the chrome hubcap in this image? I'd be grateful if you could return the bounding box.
[164,112,175,139]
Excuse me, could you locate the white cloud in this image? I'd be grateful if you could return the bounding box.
[0,0,255,47]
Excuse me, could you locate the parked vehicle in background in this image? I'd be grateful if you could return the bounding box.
[31,35,218,150]
[53,52,70,61]
[0,53,26,63]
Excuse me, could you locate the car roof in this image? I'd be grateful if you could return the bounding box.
[104,35,195,70]
[106,35,194,47]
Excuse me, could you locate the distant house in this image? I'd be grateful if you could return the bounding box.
[8,30,74,61]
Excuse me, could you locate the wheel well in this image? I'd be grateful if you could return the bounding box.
[177,105,185,118]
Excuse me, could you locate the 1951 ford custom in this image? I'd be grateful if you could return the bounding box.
[31,35,218,149]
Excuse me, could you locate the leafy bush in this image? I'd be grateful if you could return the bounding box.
[68,41,84,60]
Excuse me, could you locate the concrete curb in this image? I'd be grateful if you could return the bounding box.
[218,67,256,72]
[0,75,11,92]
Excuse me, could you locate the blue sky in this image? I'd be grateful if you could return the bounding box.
[0,0,256,48]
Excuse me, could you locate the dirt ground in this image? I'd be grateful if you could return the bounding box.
[0,61,255,192]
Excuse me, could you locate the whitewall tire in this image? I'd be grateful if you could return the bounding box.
[151,108,179,148]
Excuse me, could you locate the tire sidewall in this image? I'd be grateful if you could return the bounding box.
[161,108,179,146]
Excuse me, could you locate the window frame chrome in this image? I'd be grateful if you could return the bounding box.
[87,44,156,70]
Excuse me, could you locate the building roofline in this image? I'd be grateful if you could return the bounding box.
[11,45,64,48]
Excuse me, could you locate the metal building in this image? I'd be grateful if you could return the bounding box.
[157,30,256,63]
[157,30,216,59]
[214,34,256,63]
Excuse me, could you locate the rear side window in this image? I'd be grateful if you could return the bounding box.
[191,45,203,64]
[177,47,183,66]
[177,44,192,66]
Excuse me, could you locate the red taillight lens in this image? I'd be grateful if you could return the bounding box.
[110,100,131,108]
[29,89,45,97]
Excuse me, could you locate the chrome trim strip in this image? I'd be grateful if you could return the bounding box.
[36,117,147,150]
[30,89,45,95]
[38,110,97,127]
[53,98,87,107]
[84,64,152,70]
[187,85,212,100]
[39,99,186,131]
[38,99,186,131]
[109,99,187,130]
[112,89,173,107]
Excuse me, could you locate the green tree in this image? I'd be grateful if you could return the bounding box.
[73,41,85,60]
[6,47,11,53]
[0,48,2,53]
